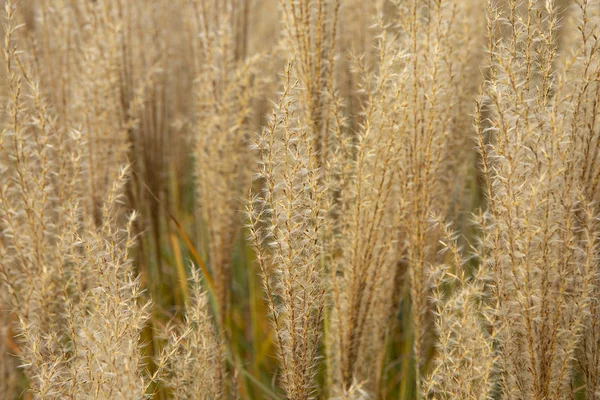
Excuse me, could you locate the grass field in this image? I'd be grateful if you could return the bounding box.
[1,0,600,399]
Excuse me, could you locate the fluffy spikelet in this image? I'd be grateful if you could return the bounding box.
[279,0,340,167]
[67,172,150,399]
[324,14,405,395]
[328,382,371,400]
[0,4,83,394]
[248,61,326,400]
[423,214,497,400]
[157,268,224,400]
[318,1,487,396]
[0,2,150,397]
[390,2,487,391]
[559,0,600,397]
[475,0,600,398]
[16,0,151,222]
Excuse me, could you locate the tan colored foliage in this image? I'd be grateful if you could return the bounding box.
[1,0,600,399]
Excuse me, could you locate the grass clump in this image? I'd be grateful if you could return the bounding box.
[1,0,600,399]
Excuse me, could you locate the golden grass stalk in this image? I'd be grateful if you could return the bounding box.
[189,0,261,327]
[157,268,224,399]
[423,214,497,399]
[474,0,600,397]
[0,3,152,397]
[248,61,326,400]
